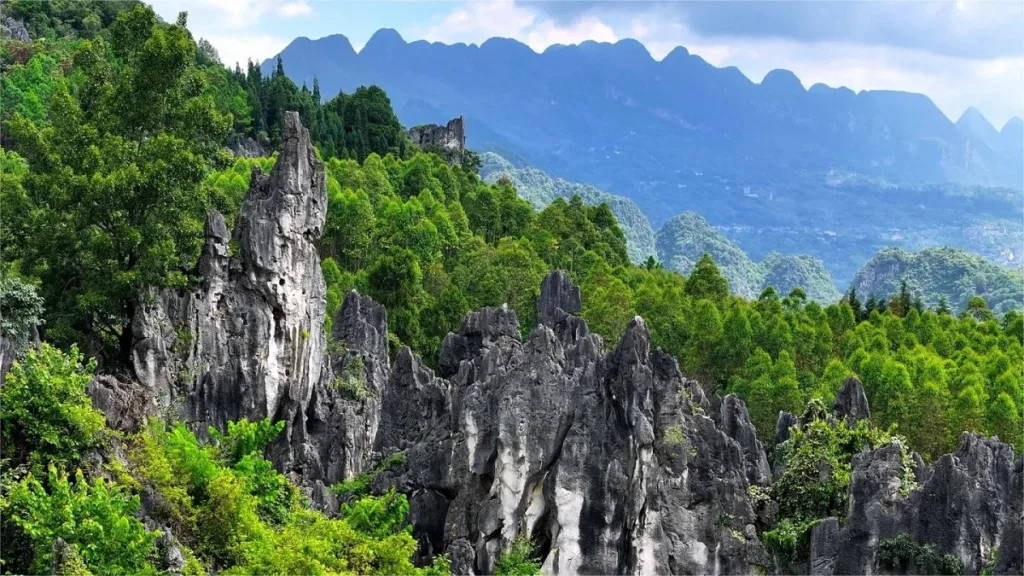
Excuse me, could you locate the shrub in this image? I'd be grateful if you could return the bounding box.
[209,418,286,465]
[761,518,814,570]
[330,453,406,498]
[0,275,44,346]
[0,344,105,470]
[198,471,266,569]
[1,465,159,575]
[878,534,962,575]
[771,410,914,524]
[494,535,541,576]
[233,453,298,525]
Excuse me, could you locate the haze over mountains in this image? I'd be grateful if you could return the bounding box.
[265,29,1024,287]
[266,29,1023,206]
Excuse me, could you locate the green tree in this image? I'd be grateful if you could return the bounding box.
[685,254,729,302]
[0,344,105,471]
[8,5,230,363]
[1,466,160,576]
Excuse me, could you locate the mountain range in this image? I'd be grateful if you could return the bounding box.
[266,29,1023,216]
[265,30,1023,288]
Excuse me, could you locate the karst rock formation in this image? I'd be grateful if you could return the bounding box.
[119,113,1022,575]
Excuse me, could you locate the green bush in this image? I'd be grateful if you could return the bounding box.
[341,488,411,540]
[878,534,962,575]
[494,535,541,576]
[209,418,286,465]
[0,344,105,470]
[1,465,159,575]
[771,408,914,524]
[330,452,406,498]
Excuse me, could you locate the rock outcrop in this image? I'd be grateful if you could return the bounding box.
[1,16,30,42]
[832,376,871,423]
[408,117,466,164]
[821,433,1022,575]
[129,113,1022,575]
[131,112,373,504]
[226,134,273,158]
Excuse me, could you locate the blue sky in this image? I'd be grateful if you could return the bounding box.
[150,0,1024,127]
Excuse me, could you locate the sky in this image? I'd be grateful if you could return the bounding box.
[149,0,1024,128]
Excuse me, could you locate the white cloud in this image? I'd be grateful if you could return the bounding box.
[206,33,291,68]
[150,0,310,68]
[421,0,536,45]
[278,1,313,18]
[418,0,615,52]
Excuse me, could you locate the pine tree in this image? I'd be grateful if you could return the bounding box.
[685,254,729,303]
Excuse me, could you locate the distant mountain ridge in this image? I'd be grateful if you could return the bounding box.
[655,211,841,303]
[265,29,1023,288]
[479,152,656,264]
[266,29,1023,210]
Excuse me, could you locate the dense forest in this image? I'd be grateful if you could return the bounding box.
[0,2,1022,574]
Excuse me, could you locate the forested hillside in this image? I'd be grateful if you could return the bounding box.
[1,3,1022,575]
[850,247,1024,315]
[656,212,841,302]
[479,152,656,264]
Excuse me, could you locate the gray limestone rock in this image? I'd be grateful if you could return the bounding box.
[832,377,871,424]
[1,16,30,42]
[537,270,582,327]
[123,113,1022,575]
[86,374,158,433]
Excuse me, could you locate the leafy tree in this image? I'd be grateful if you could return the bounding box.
[494,536,541,576]
[0,344,105,471]
[1,466,160,575]
[685,253,729,302]
[8,5,230,363]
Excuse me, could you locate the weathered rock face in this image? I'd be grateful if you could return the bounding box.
[408,117,466,164]
[366,274,774,575]
[1,16,30,42]
[813,434,1022,576]
[131,112,374,503]
[833,376,871,424]
[226,134,273,158]
[128,113,1022,575]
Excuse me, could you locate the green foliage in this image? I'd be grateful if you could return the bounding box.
[851,247,1023,316]
[771,407,915,525]
[341,489,411,539]
[494,535,542,576]
[0,344,105,471]
[878,534,962,575]
[121,420,424,575]
[209,418,286,466]
[479,152,656,263]
[331,356,368,401]
[761,518,815,570]
[3,0,134,40]
[656,212,840,302]
[0,275,44,347]
[330,453,406,498]
[7,4,231,363]
[1,465,160,575]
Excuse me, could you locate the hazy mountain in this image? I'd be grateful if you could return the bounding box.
[267,30,1023,209]
[655,212,840,302]
[265,30,1023,287]
[479,152,656,264]
[849,247,1024,314]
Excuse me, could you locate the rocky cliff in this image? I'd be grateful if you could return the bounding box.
[127,114,1022,575]
[409,116,466,165]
